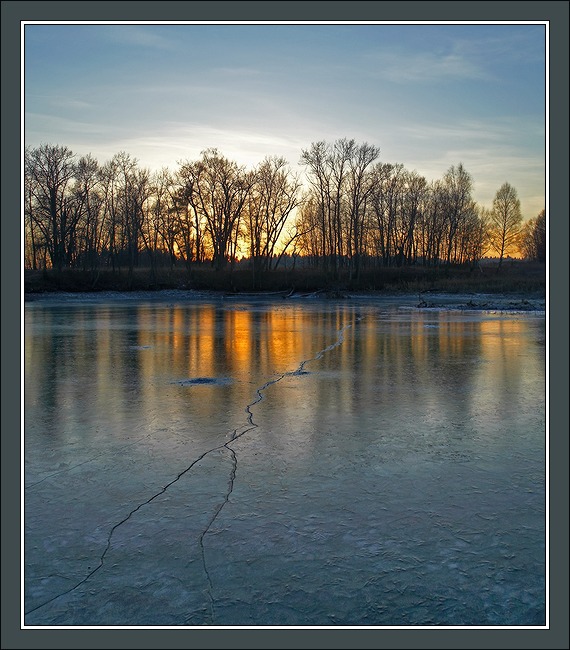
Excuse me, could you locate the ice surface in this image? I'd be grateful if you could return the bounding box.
[24,294,546,626]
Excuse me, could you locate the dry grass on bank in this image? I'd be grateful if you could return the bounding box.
[23,261,546,297]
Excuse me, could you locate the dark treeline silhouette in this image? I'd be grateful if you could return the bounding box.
[24,140,546,282]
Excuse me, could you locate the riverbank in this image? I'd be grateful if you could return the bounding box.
[24,286,546,315]
[24,262,546,297]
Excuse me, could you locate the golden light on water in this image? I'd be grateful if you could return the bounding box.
[25,304,544,450]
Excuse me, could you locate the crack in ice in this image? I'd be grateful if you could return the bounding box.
[198,313,363,623]
[25,312,363,623]
[24,444,223,617]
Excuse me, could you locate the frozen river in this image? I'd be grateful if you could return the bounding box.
[24,292,546,627]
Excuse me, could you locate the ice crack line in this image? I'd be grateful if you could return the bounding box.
[23,443,228,617]
[199,312,365,622]
[25,312,364,622]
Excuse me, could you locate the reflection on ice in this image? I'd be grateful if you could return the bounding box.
[24,295,546,627]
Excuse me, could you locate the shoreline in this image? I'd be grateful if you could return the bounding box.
[23,287,547,313]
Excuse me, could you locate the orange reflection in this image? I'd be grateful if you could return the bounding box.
[26,302,544,471]
[224,309,255,372]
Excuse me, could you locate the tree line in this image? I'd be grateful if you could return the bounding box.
[24,140,546,279]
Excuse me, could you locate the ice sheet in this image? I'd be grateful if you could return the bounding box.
[24,294,546,626]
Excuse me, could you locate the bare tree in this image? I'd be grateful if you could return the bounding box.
[418,180,446,266]
[345,142,380,277]
[25,144,77,271]
[117,153,150,279]
[152,168,182,269]
[394,170,426,267]
[300,141,334,269]
[245,156,303,281]
[369,162,406,265]
[488,182,523,269]
[24,139,535,284]
[97,152,150,279]
[137,168,172,280]
[301,139,381,274]
[458,203,488,269]
[329,139,353,272]
[440,163,475,266]
[24,148,41,269]
[180,149,252,271]
[98,157,121,271]
[174,162,207,266]
[72,154,103,272]
[520,209,546,261]
[294,193,321,264]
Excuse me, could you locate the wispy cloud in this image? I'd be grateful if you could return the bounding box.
[49,98,93,110]
[104,25,182,52]
[115,123,308,169]
[450,30,545,67]
[25,92,95,111]
[25,112,111,137]
[211,66,263,77]
[23,24,545,220]
[399,117,545,144]
[364,49,490,84]
[363,26,544,86]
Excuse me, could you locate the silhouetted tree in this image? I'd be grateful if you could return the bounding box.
[174,162,207,266]
[345,142,380,277]
[520,209,546,261]
[418,179,446,266]
[24,148,40,269]
[369,162,405,265]
[245,156,303,281]
[294,193,322,263]
[23,140,538,282]
[25,144,77,271]
[72,154,103,272]
[488,182,523,269]
[394,170,426,267]
[180,149,252,271]
[440,163,475,266]
[300,141,334,270]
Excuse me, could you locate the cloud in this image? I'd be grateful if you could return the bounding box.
[364,49,490,84]
[48,98,94,110]
[362,26,544,86]
[110,123,309,170]
[210,66,263,77]
[450,30,545,67]
[399,117,545,145]
[25,111,110,137]
[103,25,182,52]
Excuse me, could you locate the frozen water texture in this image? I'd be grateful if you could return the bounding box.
[24,293,546,626]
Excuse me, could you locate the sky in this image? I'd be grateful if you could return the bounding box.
[24,22,546,220]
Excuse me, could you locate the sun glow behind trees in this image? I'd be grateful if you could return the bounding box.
[23,140,545,275]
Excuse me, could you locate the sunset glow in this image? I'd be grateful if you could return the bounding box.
[24,22,546,220]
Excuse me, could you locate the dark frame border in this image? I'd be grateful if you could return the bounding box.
[3,2,568,649]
